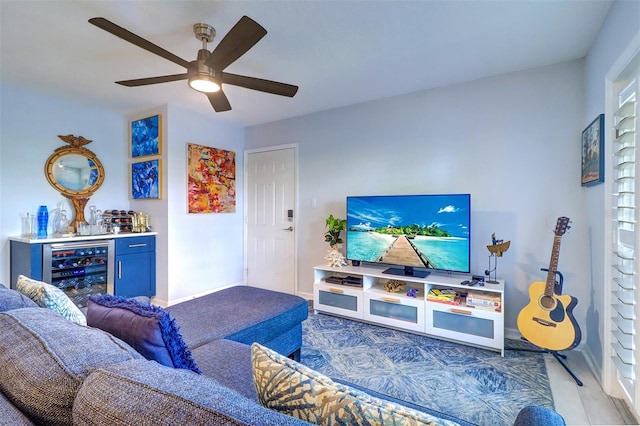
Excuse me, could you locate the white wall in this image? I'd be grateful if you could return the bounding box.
[0,86,246,306]
[0,85,129,284]
[246,60,588,338]
[583,0,640,379]
[163,104,245,304]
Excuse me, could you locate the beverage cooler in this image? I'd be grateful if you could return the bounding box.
[42,240,115,309]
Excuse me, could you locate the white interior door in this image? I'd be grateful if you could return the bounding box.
[245,147,296,294]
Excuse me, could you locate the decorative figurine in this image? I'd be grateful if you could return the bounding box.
[487,233,511,257]
[324,249,347,268]
[485,233,511,284]
[406,288,419,298]
[384,279,406,293]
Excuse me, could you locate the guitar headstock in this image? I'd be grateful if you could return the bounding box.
[555,216,571,236]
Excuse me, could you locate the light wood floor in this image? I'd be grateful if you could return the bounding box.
[546,350,639,425]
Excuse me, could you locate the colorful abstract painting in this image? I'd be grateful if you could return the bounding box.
[131,114,161,158]
[187,143,236,213]
[131,159,161,199]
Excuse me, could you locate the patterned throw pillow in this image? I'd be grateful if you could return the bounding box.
[17,275,87,326]
[251,343,458,426]
[86,294,200,373]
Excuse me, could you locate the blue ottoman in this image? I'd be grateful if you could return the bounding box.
[167,286,309,361]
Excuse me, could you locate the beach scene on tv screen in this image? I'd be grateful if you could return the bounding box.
[346,195,470,272]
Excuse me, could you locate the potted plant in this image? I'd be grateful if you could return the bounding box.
[324,214,347,248]
[324,214,347,267]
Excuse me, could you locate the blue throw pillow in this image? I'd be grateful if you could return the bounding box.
[86,294,200,373]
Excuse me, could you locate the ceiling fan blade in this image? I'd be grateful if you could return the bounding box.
[206,90,232,112]
[221,72,298,97]
[89,17,191,69]
[205,16,267,71]
[116,73,188,87]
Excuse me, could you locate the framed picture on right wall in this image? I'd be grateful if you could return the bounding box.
[581,113,605,186]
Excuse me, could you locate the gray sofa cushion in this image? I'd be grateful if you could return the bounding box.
[0,308,142,425]
[72,358,312,426]
[192,339,257,400]
[0,283,38,312]
[167,286,308,350]
[0,390,35,426]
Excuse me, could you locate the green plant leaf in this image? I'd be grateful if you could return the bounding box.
[324,214,346,247]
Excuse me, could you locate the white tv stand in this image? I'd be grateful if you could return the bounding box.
[313,264,505,356]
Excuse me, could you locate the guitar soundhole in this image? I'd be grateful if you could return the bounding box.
[540,295,556,310]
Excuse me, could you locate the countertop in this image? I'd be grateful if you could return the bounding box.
[8,232,157,244]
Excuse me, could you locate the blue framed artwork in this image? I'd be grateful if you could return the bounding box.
[131,114,162,158]
[581,113,604,186]
[131,159,161,199]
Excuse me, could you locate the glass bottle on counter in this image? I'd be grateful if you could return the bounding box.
[21,212,37,239]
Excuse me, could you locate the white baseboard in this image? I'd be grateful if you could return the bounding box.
[150,297,169,307]
[505,326,521,341]
[153,282,311,308]
[582,347,603,388]
[297,291,313,301]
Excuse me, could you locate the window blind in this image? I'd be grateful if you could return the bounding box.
[611,78,638,403]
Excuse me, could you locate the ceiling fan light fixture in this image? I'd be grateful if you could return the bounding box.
[189,75,220,93]
[188,59,220,93]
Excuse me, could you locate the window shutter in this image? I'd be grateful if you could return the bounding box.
[611,78,638,402]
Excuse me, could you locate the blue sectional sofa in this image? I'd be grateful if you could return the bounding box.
[0,283,565,425]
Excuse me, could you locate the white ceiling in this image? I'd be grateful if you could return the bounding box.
[0,0,613,127]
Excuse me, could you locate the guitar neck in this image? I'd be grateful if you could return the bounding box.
[545,235,562,296]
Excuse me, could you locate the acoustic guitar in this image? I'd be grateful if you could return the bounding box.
[517,217,581,351]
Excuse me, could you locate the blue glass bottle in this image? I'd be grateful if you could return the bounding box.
[37,205,48,238]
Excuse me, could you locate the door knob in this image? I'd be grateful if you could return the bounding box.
[282,226,294,231]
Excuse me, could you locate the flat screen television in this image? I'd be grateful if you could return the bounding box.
[346,194,471,277]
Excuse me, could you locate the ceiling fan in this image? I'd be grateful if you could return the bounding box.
[88,16,298,112]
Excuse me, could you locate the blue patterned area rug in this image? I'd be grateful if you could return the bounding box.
[300,313,554,426]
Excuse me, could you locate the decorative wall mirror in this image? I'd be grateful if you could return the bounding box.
[45,134,105,232]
